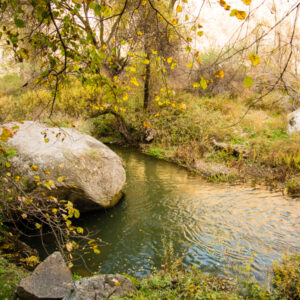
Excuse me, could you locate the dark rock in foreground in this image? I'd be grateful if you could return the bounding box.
[16,251,73,300]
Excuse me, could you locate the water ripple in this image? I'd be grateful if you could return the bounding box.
[73,148,300,281]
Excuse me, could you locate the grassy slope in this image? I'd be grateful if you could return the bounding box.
[103,91,300,194]
[0,256,29,300]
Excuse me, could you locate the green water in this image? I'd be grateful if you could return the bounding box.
[38,147,300,281]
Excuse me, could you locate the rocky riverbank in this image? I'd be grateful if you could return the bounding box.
[3,251,299,300]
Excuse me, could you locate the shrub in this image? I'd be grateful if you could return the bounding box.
[273,255,300,300]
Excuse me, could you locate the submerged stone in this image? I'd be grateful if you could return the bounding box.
[16,251,73,300]
[1,121,126,212]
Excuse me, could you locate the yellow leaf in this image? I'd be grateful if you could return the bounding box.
[185,14,189,21]
[1,127,14,142]
[31,165,38,171]
[93,248,100,254]
[197,31,204,37]
[197,57,202,64]
[187,37,192,42]
[143,59,150,64]
[102,44,107,50]
[66,242,73,252]
[172,19,178,25]
[141,0,147,5]
[137,31,143,36]
[57,176,65,183]
[74,209,80,218]
[35,223,42,229]
[44,170,50,175]
[214,69,224,78]
[242,0,251,5]
[113,279,121,286]
[123,94,128,101]
[200,76,207,90]
[77,227,84,234]
[155,96,160,101]
[130,77,139,87]
[151,50,157,55]
[236,10,246,20]
[176,5,182,12]
[171,62,177,70]
[179,103,186,110]
[167,57,173,64]
[219,0,226,7]
[44,138,49,143]
[143,121,151,128]
[5,161,11,168]
[187,62,193,68]
[249,53,260,66]
[185,46,191,52]
[193,82,200,88]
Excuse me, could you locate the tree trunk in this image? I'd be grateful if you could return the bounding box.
[169,0,177,11]
[89,107,136,143]
[143,51,151,110]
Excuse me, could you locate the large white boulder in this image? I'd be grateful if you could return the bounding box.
[1,121,126,211]
[288,108,300,133]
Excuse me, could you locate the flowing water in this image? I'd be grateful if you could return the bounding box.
[35,147,300,282]
[69,147,300,282]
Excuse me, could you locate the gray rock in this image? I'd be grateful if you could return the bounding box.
[288,108,300,133]
[191,159,237,178]
[63,274,137,300]
[16,251,73,300]
[1,121,126,211]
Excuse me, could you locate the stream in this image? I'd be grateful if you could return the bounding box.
[36,147,300,282]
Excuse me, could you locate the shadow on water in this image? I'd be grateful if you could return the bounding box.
[31,147,300,282]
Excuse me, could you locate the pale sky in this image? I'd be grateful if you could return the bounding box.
[182,0,300,49]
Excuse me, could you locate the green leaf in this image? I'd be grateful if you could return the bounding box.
[14,16,25,28]
[74,209,80,219]
[76,227,84,234]
[243,76,253,87]
[1,1,7,11]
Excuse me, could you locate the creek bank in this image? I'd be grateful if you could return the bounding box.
[16,251,136,300]
[134,142,299,196]
[1,121,126,211]
[13,251,300,300]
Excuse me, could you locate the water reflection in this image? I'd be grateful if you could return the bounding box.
[74,147,300,281]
